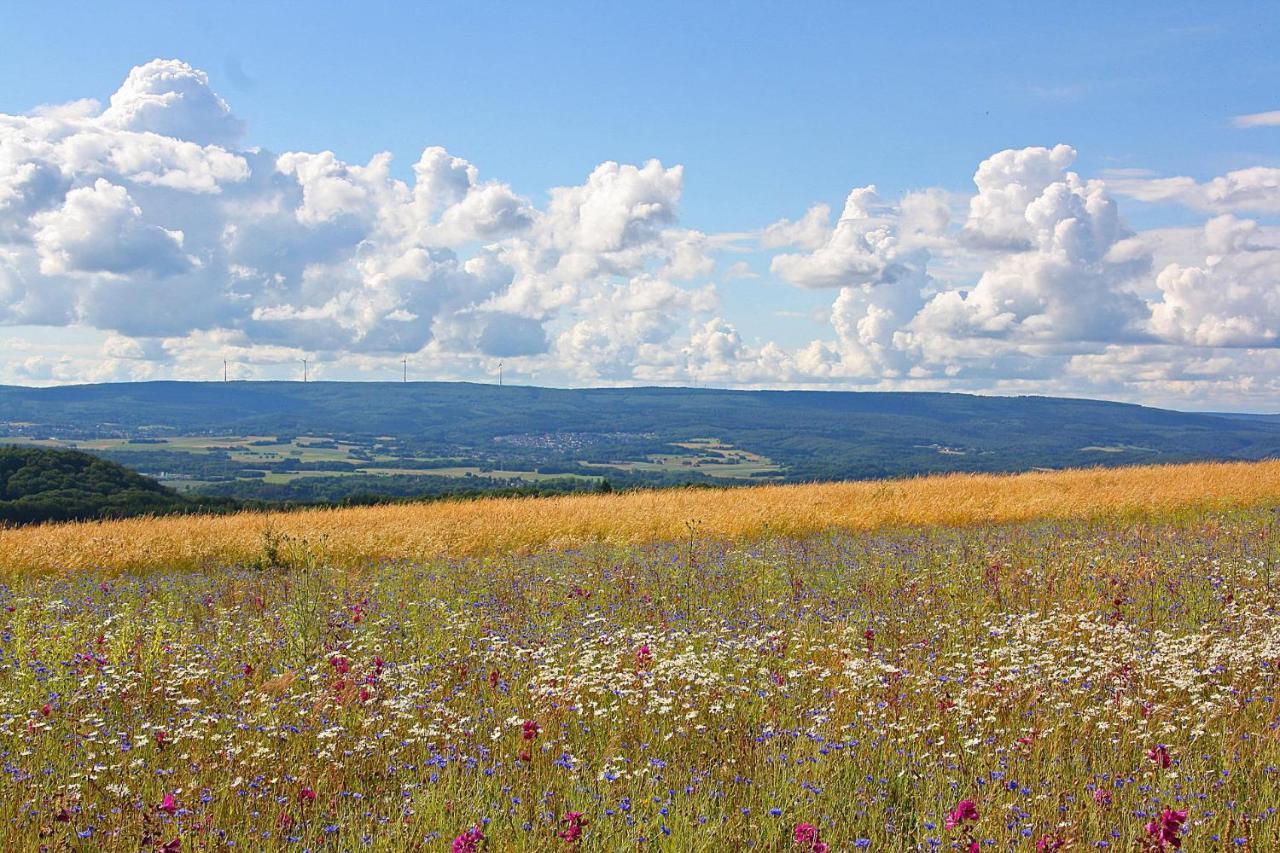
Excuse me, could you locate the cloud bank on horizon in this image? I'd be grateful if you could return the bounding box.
[2,59,1279,409]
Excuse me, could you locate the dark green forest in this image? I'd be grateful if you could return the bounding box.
[0,446,194,524]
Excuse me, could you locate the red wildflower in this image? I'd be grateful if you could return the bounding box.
[329,655,350,675]
[1144,807,1187,849]
[242,663,254,677]
[299,787,317,804]
[558,811,587,844]
[1147,744,1172,769]
[39,703,51,717]
[489,670,500,688]
[519,750,532,762]
[155,730,169,748]
[521,720,540,741]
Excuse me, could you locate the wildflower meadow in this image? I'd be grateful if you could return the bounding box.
[3,468,1280,849]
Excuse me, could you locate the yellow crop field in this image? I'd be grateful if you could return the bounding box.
[2,458,1278,575]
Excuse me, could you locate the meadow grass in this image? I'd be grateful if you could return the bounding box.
[1,459,1279,576]
[1,497,1279,848]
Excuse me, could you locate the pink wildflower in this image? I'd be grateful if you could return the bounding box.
[793,822,829,851]
[1036,833,1067,851]
[945,799,979,831]
[1093,787,1113,807]
[39,703,51,718]
[1147,744,1172,769]
[452,824,485,852]
[329,655,350,675]
[636,643,653,666]
[158,793,177,815]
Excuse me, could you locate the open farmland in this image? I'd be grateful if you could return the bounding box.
[8,382,1280,505]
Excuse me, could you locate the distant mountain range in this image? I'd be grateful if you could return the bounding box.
[1,381,1277,501]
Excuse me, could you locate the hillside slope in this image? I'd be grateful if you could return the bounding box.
[0,446,187,524]
[2,382,1278,485]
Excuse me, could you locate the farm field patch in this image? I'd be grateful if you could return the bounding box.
[1,458,1278,575]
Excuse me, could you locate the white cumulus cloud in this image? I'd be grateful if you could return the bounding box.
[2,59,1280,408]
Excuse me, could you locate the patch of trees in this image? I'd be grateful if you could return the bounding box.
[0,446,188,524]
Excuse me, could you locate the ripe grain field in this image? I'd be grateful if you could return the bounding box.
[2,461,1280,850]
[1,459,1278,576]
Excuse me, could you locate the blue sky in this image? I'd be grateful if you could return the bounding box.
[1,2,1279,409]
[6,3,1275,225]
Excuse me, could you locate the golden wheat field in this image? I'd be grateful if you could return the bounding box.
[2,458,1278,575]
